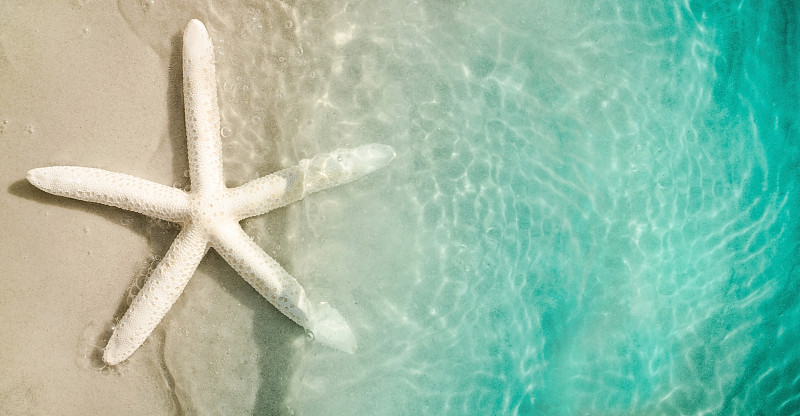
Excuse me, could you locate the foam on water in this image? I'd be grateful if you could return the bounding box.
[121,0,799,414]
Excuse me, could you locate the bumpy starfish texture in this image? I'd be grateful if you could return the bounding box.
[27,19,394,365]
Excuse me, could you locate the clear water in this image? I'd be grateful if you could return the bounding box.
[123,0,799,414]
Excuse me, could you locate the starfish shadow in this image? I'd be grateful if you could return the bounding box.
[205,249,298,415]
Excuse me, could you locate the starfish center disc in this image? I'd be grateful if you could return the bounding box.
[191,195,231,229]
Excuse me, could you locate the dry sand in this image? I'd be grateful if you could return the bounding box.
[1,2,297,414]
[0,2,180,413]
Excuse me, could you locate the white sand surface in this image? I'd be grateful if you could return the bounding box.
[1,2,298,414]
[0,2,177,413]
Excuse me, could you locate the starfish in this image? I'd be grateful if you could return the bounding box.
[27,19,394,365]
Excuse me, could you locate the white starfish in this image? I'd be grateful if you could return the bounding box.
[27,19,394,366]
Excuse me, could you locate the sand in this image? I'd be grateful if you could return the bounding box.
[1,2,297,414]
[0,2,179,414]
[6,1,797,415]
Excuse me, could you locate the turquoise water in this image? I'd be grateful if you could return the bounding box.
[125,0,799,414]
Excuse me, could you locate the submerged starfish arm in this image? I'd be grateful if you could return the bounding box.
[27,166,191,223]
[226,143,396,220]
[209,221,357,353]
[103,225,209,365]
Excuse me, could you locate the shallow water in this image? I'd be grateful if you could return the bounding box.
[4,0,796,414]
[273,1,799,414]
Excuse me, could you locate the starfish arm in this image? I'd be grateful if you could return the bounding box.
[183,19,226,194]
[210,222,357,353]
[103,225,209,365]
[27,166,191,223]
[227,143,396,219]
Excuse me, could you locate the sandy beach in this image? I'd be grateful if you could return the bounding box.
[3,0,798,415]
[1,2,172,414]
[1,2,298,414]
